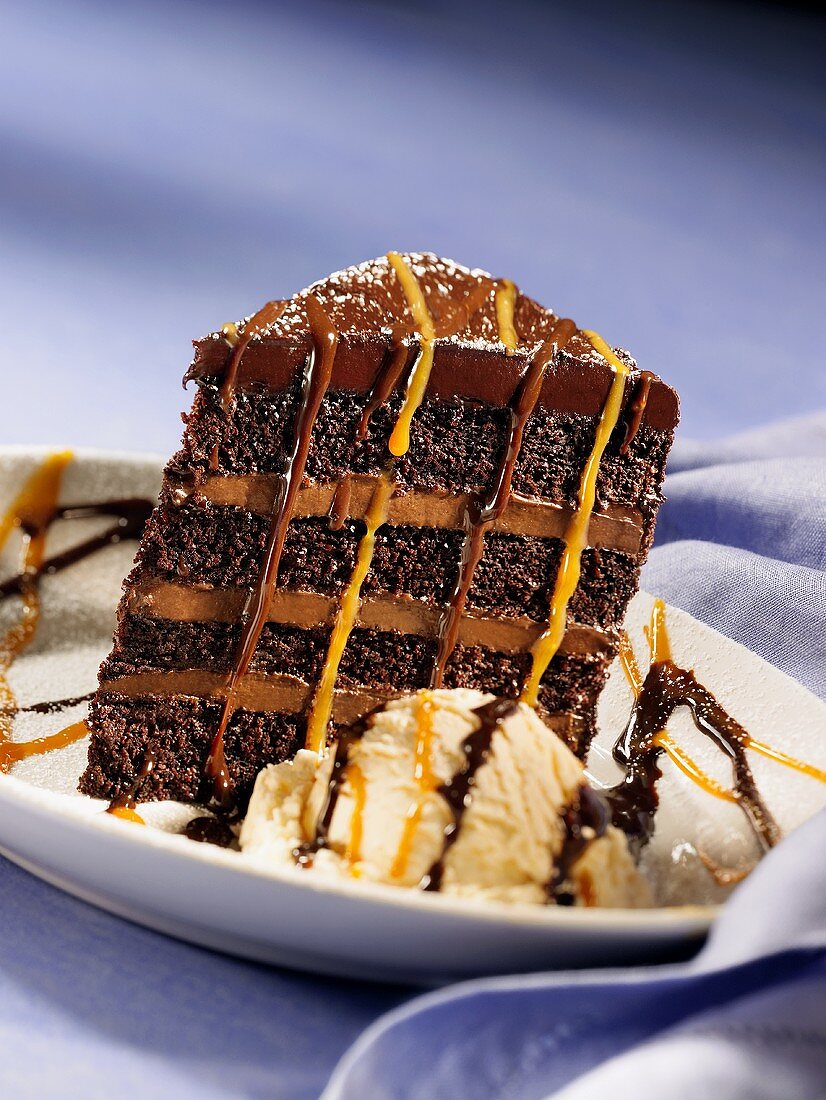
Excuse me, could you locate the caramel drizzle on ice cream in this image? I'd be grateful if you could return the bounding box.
[294,709,378,867]
[390,691,438,880]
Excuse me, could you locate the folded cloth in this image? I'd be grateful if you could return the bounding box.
[323,412,826,1099]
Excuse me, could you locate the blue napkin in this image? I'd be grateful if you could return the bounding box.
[323,413,826,1099]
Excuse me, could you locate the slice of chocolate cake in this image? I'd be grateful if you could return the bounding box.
[80,252,679,808]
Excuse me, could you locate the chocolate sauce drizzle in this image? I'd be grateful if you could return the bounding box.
[620,371,654,455]
[294,709,376,867]
[107,748,157,820]
[327,477,352,531]
[548,785,609,905]
[1,692,94,717]
[217,301,287,414]
[184,815,236,848]
[430,321,577,687]
[358,327,414,438]
[422,697,518,891]
[607,660,780,853]
[204,294,339,807]
[0,498,153,601]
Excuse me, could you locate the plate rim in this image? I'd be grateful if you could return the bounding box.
[0,768,718,933]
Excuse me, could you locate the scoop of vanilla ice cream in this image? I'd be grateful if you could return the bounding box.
[240,688,650,907]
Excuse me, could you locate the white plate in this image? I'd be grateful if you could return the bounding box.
[0,447,824,985]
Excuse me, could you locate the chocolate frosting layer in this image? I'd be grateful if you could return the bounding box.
[186,253,679,430]
[180,478,643,552]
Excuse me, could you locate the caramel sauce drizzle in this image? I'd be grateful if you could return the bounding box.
[619,605,826,811]
[618,612,740,807]
[645,597,672,664]
[745,738,826,785]
[430,320,577,688]
[494,278,519,353]
[621,622,736,804]
[0,456,152,773]
[109,805,146,825]
[0,719,89,771]
[621,371,655,455]
[617,629,644,695]
[522,333,630,706]
[386,252,437,457]
[343,760,367,872]
[0,452,73,761]
[205,294,338,806]
[652,730,738,804]
[304,472,394,754]
[293,709,377,867]
[303,256,441,755]
[390,691,437,880]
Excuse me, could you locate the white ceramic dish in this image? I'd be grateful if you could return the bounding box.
[0,447,824,985]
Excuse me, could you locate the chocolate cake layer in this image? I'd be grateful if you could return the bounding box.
[169,478,643,550]
[123,589,613,654]
[82,694,305,804]
[135,508,640,624]
[83,252,679,807]
[186,327,678,428]
[170,384,672,512]
[102,615,610,710]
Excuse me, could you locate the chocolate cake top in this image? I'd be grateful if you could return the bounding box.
[235,252,547,346]
[186,252,679,430]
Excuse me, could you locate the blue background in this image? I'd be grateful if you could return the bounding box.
[2,0,825,450]
[1,3,825,1097]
